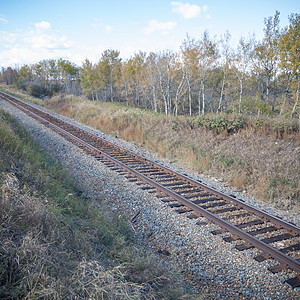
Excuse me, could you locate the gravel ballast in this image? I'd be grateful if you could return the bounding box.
[1,98,299,299]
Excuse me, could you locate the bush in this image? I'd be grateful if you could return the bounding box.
[26,83,47,98]
[26,83,62,99]
[191,113,247,134]
[190,113,299,138]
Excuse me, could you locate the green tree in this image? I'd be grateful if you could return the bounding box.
[99,49,122,102]
[253,11,281,112]
[119,59,134,106]
[128,52,146,106]
[279,13,300,117]
[57,59,79,94]
[15,65,33,90]
[80,59,96,100]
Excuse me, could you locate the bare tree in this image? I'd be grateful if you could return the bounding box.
[234,34,256,113]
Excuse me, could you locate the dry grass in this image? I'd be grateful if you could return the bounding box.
[0,83,44,107]
[1,173,177,299]
[0,108,194,299]
[0,173,62,298]
[41,94,299,212]
[1,85,299,211]
[232,169,247,191]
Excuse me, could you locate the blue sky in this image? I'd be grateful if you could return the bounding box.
[0,0,299,67]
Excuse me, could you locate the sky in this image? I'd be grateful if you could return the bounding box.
[0,0,299,67]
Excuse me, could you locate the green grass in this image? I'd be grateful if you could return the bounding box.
[220,156,235,168]
[0,107,193,299]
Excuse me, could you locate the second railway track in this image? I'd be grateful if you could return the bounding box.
[0,90,299,288]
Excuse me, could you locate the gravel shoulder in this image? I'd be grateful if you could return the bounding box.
[1,98,299,299]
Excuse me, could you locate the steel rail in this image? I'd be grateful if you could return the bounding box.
[1,91,298,235]
[1,91,300,274]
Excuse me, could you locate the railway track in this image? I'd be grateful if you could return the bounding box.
[1,90,299,288]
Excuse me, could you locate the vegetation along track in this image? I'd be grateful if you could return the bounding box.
[1,90,299,288]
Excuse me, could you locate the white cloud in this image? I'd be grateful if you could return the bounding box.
[171,2,201,19]
[0,40,74,68]
[203,5,208,12]
[29,22,72,50]
[0,16,8,24]
[68,53,86,66]
[0,31,18,43]
[0,22,73,67]
[145,19,176,35]
[35,21,51,31]
[25,33,72,50]
[104,25,113,33]
[0,47,39,67]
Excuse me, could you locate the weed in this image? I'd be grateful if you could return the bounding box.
[0,108,192,298]
[220,156,235,168]
[233,169,247,190]
[256,175,269,199]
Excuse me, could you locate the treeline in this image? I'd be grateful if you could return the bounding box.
[1,12,299,117]
[1,59,80,98]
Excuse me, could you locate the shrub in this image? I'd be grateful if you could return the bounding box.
[26,83,47,98]
[191,113,247,134]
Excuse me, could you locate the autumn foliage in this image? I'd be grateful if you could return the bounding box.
[1,12,299,118]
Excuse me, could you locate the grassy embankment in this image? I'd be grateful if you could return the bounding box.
[1,84,299,213]
[0,106,192,298]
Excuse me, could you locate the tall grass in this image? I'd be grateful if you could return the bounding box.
[1,84,299,208]
[0,108,192,299]
[43,94,298,208]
